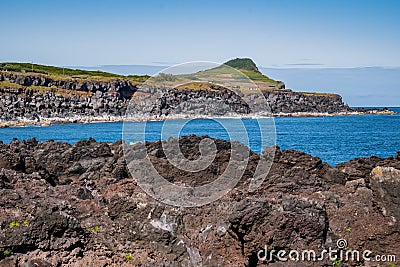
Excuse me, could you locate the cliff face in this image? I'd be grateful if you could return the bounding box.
[0,88,130,121]
[264,90,351,114]
[0,71,352,124]
[0,136,399,266]
[0,71,136,97]
[127,86,352,119]
[0,71,137,122]
[127,85,252,118]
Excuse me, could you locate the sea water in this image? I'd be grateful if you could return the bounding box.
[1,111,399,165]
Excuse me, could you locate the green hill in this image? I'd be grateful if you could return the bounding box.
[186,58,278,84]
[169,58,283,91]
[223,58,260,73]
[222,58,279,85]
[0,59,283,90]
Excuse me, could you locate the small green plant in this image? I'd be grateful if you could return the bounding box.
[346,227,351,233]
[333,259,342,266]
[23,221,29,226]
[9,221,20,228]
[125,253,134,261]
[88,225,100,232]
[388,264,396,267]
[3,249,11,257]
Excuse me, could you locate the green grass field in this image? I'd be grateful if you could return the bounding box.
[0,62,149,83]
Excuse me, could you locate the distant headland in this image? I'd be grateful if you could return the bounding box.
[0,58,394,127]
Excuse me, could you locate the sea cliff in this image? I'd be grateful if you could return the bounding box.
[0,71,372,128]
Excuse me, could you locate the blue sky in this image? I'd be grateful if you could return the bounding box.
[1,0,399,105]
[1,0,399,67]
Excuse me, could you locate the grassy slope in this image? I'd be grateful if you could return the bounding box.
[171,58,278,88]
[0,61,337,97]
[0,62,149,82]
[224,58,277,83]
[0,60,276,85]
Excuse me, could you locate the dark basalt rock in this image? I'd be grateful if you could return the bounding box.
[0,136,399,266]
[263,90,352,114]
[0,72,136,122]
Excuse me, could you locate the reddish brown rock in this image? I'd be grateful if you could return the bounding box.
[0,136,399,266]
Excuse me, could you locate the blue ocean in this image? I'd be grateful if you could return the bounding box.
[1,109,399,166]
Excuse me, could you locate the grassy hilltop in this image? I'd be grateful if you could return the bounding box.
[224,58,260,72]
[223,58,279,84]
[171,58,283,91]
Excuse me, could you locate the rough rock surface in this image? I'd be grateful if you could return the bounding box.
[0,72,136,97]
[0,71,136,122]
[128,87,352,119]
[0,88,130,121]
[263,90,351,114]
[0,136,399,266]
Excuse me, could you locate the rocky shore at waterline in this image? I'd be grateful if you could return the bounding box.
[3,70,393,128]
[0,136,399,266]
[0,109,395,129]
[0,86,395,128]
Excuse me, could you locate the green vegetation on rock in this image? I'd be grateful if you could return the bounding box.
[125,253,134,261]
[3,249,11,257]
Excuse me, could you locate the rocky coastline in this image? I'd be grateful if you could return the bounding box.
[1,71,395,128]
[0,136,399,266]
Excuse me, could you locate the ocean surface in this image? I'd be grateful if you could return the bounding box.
[1,109,399,166]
